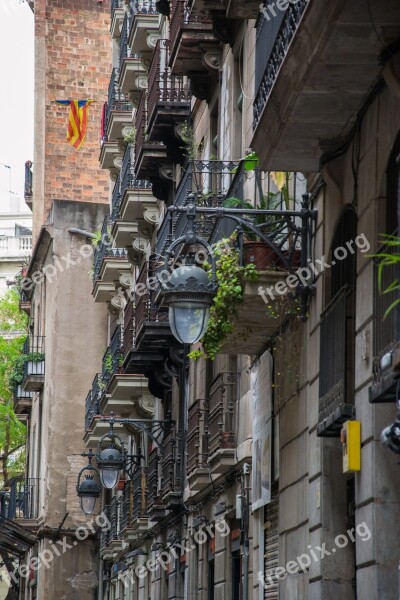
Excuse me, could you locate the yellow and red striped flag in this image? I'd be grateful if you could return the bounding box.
[55,100,94,150]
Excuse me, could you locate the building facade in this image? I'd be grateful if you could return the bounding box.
[0,194,32,295]
[2,1,400,599]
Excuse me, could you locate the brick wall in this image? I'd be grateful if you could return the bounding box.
[33,0,111,235]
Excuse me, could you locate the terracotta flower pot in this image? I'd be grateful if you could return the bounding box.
[244,241,279,270]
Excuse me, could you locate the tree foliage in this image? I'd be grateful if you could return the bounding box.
[0,289,28,487]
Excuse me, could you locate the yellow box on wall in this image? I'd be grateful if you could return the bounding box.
[341,420,361,473]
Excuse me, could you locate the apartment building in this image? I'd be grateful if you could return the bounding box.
[2,0,400,599]
[0,192,32,295]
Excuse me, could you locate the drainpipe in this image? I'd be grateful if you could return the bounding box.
[67,227,96,239]
[98,558,104,600]
[241,463,251,600]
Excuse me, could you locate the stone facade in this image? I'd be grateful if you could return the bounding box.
[8,1,400,600]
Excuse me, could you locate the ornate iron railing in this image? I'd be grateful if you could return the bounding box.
[100,505,111,550]
[111,0,124,15]
[169,0,211,62]
[155,160,238,262]
[120,144,152,209]
[122,467,148,530]
[84,373,103,431]
[208,372,237,458]
[253,0,308,129]
[135,261,168,338]
[105,68,131,140]
[92,216,127,282]
[147,39,190,129]
[1,478,39,520]
[187,399,209,475]
[102,326,123,387]
[111,176,122,222]
[123,299,135,359]
[147,448,162,512]
[134,92,147,169]
[160,429,182,500]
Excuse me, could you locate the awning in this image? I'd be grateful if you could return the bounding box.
[0,516,36,558]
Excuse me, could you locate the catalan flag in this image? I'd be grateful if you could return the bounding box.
[55,100,94,150]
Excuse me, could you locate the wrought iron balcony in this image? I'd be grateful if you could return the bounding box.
[13,385,34,415]
[147,448,166,520]
[118,12,145,97]
[187,398,209,490]
[155,159,238,262]
[134,91,168,186]
[100,497,126,559]
[208,372,237,475]
[92,216,130,303]
[110,0,125,39]
[169,0,219,85]
[121,468,149,541]
[111,145,156,254]
[84,373,104,432]
[0,477,39,521]
[128,0,160,58]
[317,286,355,436]
[104,68,132,142]
[370,243,400,403]
[161,429,182,507]
[147,39,190,143]
[134,260,170,349]
[253,2,307,133]
[22,336,45,392]
[24,161,33,208]
[102,327,123,388]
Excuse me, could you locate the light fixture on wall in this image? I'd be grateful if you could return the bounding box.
[76,449,101,515]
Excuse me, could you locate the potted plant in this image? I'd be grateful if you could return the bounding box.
[188,235,258,361]
[9,351,45,393]
[224,170,299,269]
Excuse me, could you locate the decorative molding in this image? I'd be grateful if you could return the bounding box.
[147,32,162,50]
[159,165,174,181]
[202,51,221,71]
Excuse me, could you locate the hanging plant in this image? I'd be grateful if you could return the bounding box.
[9,352,45,392]
[188,235,258,361]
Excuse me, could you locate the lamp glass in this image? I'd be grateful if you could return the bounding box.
[100,466,121,490]
[169,303,209,345]
[80,495,97,515]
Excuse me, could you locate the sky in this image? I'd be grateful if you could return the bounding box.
[0,0,34,211]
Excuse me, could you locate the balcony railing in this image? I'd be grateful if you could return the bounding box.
[187,399,209,476]
[134,92,147,169]
[24,161,33,199]
[102,326,123,387]
[147,39,190,134]
[169,0,212,69]
[147,448,164,517]
[317,286,355,435]
[253,0,308,130]
[135,261,169,340]
[155,160,238,261]
[111,176,122,222]
[132,0,158,14]
[104,68,132,141]
[119,12,141,67]
[119,144,152,212]
[122,467,147,530]
[0,478,39,520]
[85,373,103,431]
[208,372,237,458]
[111,0,123,15]
[92,216,127,282]
[0,236,33,258]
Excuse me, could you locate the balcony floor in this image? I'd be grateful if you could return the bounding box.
[252,0,400,171]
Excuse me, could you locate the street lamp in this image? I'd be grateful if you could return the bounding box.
[76,449,101,515]
[162,265,215,345]
[96,427,125,490]
[159,198,217,346]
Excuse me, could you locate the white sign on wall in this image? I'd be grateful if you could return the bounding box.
[251,350,273,511]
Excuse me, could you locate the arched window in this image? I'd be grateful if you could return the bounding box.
[317,206,357,436]
[370,134,400,401]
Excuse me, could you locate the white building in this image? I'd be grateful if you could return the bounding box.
[0,195,32,294]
